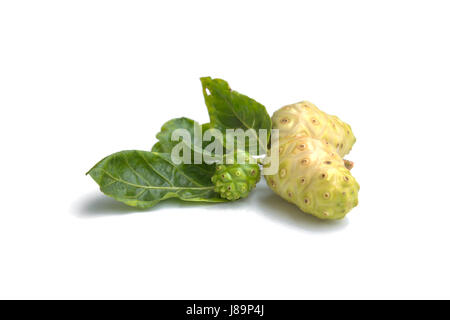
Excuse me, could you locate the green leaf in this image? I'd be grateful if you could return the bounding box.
[200,77,272,154]
[87,150,226,208]
[151,118,224,160]
[152,117,200,154]
[151,142,165,153]
[202,122,212,132]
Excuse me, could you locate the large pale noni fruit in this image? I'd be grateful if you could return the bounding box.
[272,101,356,157]
[264,136,359,220]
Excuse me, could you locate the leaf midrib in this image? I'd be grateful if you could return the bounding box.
[97,168,215,191]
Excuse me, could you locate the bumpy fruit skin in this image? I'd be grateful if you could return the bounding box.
[272,101,356,157]
[264,136,359,220]
[212,161,261,201]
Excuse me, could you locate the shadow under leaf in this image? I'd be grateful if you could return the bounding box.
[75,188,350,233]
[74,192,232,218]
[74,193,140,217]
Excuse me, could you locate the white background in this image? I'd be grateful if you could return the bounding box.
[1,0,449,299]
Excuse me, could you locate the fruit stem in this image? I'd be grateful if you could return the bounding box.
[344,159,354,170]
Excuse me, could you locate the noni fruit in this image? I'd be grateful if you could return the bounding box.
[272,101,356,157]
[212,153,261,201]
[264,136,359,219]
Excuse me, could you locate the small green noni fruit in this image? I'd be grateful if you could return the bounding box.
[272,101,356,157]
[264,136,359,219]
[212,154,261,201]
